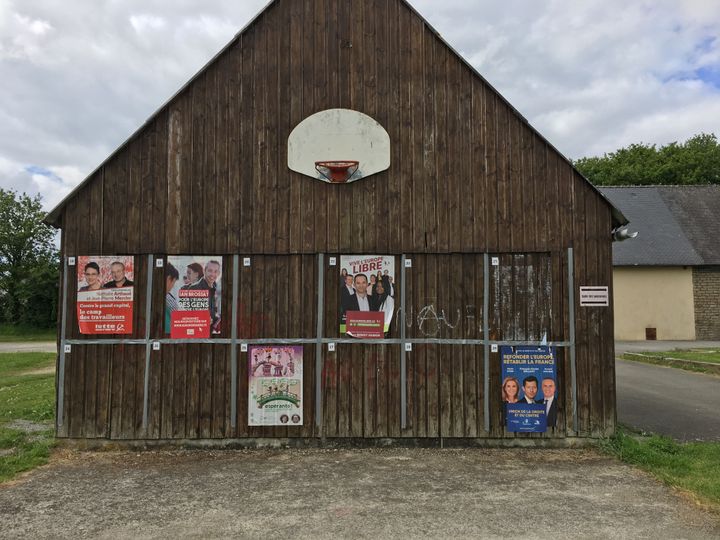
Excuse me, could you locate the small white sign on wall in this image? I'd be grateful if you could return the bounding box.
[580,286,609,307]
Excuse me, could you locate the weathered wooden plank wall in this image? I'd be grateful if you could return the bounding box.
[55,249,610,440]
[53,0,616,440]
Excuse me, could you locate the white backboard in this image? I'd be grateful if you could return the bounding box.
[287,108,391,183]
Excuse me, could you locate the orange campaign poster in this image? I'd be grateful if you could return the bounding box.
[76,256,134,334]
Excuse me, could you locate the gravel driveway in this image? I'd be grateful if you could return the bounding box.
[1,447,718,539]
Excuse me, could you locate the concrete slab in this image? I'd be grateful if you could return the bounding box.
[1,448,718,539]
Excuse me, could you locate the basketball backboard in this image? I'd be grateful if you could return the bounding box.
[287,109,391,183]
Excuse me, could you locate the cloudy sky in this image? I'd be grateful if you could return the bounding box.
[2,0,719,210]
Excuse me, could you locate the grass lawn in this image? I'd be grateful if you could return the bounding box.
[0,352,56,483]
[0,324,55,342]
[602,427,720,510]
[634,349,720,364]
[621,349,720,375]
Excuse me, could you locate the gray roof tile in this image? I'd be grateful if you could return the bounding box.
[599,186,720,266]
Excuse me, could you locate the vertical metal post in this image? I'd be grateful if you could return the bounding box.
[230,254,239,428]
[57,256,70,428]
[315,254,325,429]
[568,248,578,432]
[400,254,407,430]
[483,253,490,433]
[142,254,154,429]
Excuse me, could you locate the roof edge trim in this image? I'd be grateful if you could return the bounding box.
[43,0,279,227]
[44,0,627,229]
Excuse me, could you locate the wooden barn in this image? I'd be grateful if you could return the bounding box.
[45,0,627,445]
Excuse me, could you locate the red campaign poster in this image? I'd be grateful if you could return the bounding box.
[170,289,211,338]
[165,256,223,338]
[345,311,385,339]
[76,256,134,334]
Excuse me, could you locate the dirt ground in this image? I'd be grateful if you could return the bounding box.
[1,448,719,539]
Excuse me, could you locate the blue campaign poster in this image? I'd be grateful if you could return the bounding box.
[506,403,547,432]
[501,346,557,432]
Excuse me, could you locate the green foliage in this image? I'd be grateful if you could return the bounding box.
[602,428,720,507]
[0,352,56,483]
[626,349,720,365]
[575,133,720,186]
[0,324,55,342]
[0,426,55,483]
[0,374,56,423]
[0,352,54,378]
[0,357,56,423]
[0,190,59,329]
[620,350,720,376]
[15,252,59,328]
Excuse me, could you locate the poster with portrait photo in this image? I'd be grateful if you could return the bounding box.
[248,346,303,426]
[76,256,134,334]
[339,255,396,338]
[164,256,222,338]
[501,346,557,432]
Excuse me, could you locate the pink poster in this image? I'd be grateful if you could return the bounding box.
[248,346,303,426]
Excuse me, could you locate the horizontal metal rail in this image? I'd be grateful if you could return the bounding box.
[65,337,572,347]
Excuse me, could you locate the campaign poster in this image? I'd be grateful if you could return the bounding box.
[248,346,303,426]
[339,255,396,337]
[165,256,222,338]
[501,346,558,432]
[76,256,134,334]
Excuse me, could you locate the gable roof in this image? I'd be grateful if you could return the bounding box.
[44,0,626,229]
[599,185,720,266]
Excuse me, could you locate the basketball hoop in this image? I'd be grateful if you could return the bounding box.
[315,160,360,183]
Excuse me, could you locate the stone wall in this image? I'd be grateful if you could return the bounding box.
[693,266,720,339]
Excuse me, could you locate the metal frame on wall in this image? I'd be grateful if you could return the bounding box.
[57,250,578,434]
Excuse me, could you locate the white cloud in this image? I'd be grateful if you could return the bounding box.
[129,14,166,34]
[411,0,720,157]
[29,167,83,210]
[0,11,53,60]
[0,0,718,212]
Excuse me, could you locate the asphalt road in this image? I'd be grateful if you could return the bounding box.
[616,358,720,441]
[0,342,56,353]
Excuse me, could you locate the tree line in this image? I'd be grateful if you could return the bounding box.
[0,190,58,329]
[574,133,720,186]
